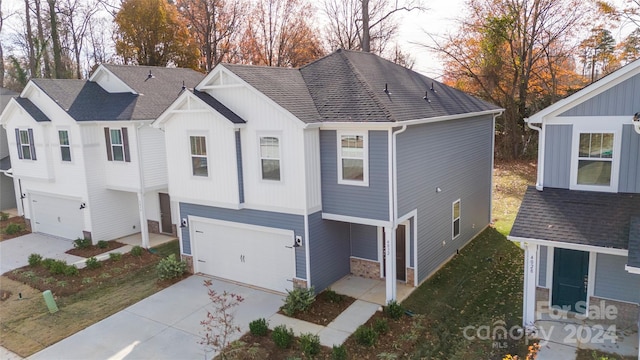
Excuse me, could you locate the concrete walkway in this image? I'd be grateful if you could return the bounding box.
[0,233,83,274]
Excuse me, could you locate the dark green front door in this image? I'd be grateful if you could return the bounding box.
[552,248,588,313]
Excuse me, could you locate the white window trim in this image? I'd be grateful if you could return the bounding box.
[257,133,283,183]
[189,134,209,178]
[452,199,461,240]
[569,122,621,193]
[58,129,72,163]
[109,128,125,162]
[337,130,369,186]
[18,129,34,160]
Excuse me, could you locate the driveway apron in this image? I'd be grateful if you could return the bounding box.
[0,233,83,274]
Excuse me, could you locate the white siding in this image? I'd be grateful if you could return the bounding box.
[99,124,141,191]
[139,125,168,189]
[207,86,306,212]
[144,190,162,222]
[304,128,321,211]
[5,112,53,181]
[91,68,134,93]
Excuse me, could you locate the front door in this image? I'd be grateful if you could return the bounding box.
[159,193,172,234]
[552,248,588,313]
[383,225,407,282]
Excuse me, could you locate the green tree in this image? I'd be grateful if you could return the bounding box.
[578,27,618,82]
[114,0,200,68]
[620,28,640,65]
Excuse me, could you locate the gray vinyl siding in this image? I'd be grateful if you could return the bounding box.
[235,131,245,203]
[538,245,548,288]
[0,175,16,210]
[320,130,389,221]
[619,124,640,193]
[179,203,306,279]
[397,115,494,283]
[543,125,572,189]
[308,211,350,292]
[560,74,640,116]
[350,223,377,260]
[409,218,415,267]
[594,253,640,304]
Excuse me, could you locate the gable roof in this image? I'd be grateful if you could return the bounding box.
[526,58,640,123]
[192,90,245,124]
[0,88,18,111]
[29,66,204,122]
[510,186,640,251]
[222,49,501,124]
[14,97,51,122]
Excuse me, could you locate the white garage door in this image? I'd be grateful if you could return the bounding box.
[30,194,85,240]
[192,219,295,293]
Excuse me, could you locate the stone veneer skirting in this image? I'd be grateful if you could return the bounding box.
[182,255,194,274]
[589,296,639,330]
[536,287,550,304]
[147,220,160,234]
[406,268,415,287]
[350,257,380,279]
[293,278,307,289]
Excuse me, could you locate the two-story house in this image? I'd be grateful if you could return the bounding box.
[0,65,203,247]
[0,88,18,211]
[154,49,503,302]
[509,60,640,346]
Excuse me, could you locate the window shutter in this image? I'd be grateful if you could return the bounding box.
[15,129,23,159]
[28,129,36,160]
[104,127,113,161]
[122,127,130,162]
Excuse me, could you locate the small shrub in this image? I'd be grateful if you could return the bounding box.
[41,258,55,270]
[299,333,321,356]
[82,277,93,284]
[271,325,294,349]
[57,280,67,287]
[73,238,91,249]
[374,318,389,334]
[282,286,315,316]
[325,288,344,303]
[28,253,43,267]
[49,260,69,275]
[130,246,143,257]
[4,223,24,235]
[42,277,55,285]
[97,240,108,249]
[100,272,111,279]
[0,212,9,221]
[156,254,186,280]
[354,325,378,347]
[384,300,404,320]
[249,318,269,336]
[332,345,348,360]
[109,252,122,261]
[85,257,101,269]
[23,271,36,281]
[64,265,80,276]
[111,267,123,274]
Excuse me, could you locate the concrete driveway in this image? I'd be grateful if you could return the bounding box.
[28,275,284,360]
[0,233,83,274]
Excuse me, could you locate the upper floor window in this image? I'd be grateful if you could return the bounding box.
[338,132,368,186]
[452,199,461,239]
[104,127,130,162]
[577,132,613,187]
[260,136,280,181]
[15,128,36,160]
[190,136,208,177]
[58,130,71,162]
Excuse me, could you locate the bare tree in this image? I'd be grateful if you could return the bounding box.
[59,0,99,78]
[23,0,37,76]
[47,0,65,78]
[34,0,51,77]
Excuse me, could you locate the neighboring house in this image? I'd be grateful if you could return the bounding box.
[0,88,18,211]
[509,60,640,343]
[0,65,203,246]
[154,49,503,301]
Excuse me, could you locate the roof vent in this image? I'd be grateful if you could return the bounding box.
[423,91,431,103]
[384,83,391,95]
[182,81,186,91]
[430,82,435,92]
[146,70,155,81]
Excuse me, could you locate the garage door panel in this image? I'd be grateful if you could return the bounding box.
[30,194,84,240]
[193,220,295,293]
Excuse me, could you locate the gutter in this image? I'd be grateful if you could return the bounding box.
[135,122,150,249]
[526,119,544,191]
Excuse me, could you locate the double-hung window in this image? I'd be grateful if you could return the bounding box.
[110,129,124,161]
[577,132,614,187]
[190,136,208,177]
[452,200,461,239]
[260,136,281,181]
[104,127,130,162]
[15,128,36,160]
[59,130,71,162]
[338,132,368,185]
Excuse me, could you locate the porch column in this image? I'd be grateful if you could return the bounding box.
[522,242,538,330]
[384,226,397,303]
[137,192,150,249]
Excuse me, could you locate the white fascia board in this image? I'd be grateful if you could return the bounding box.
[153,90,245,129]
[508,236,629,257]
[624,265,640,275]
[322,212,391,227]
[0,98,46,126]
[152,90,191,128]
[88,65,137,94]
[527,59,640,124]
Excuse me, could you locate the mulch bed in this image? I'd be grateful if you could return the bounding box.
[4,250,182,297]
[0,216,31,241]
[66,241,128,257]
[279,291,357,326]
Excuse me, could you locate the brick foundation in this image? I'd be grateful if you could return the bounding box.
[82,230,92,242]
[589,296,639,331]
[147,220,160,234]
[350,257,380,279]
[181,255,194,274]
[24,218,32,232]
[406,267,415,287]
[292,278,308,289]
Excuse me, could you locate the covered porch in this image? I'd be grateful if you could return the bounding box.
[117,232,177,249]
[329,274,416,306]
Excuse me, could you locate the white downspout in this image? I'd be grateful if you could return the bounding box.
[527,119,544,191]
[135,123,150,249]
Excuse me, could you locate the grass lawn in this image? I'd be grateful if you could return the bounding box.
[0,240,180,357]
[492,161,537,236]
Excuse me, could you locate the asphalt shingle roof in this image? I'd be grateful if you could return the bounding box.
[14,97,51,122]
[510,186,640,251]
[192,90,245,124]
[0,88,18,111]
[223,49,501,123]
[0,156,10,171]
[31,66,204,121]
[629,217,640,269]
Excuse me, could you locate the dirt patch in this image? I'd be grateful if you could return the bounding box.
[0,216,31,241]
[279,291,356,326]
[66,241,127,257]
[0,290,12,301]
